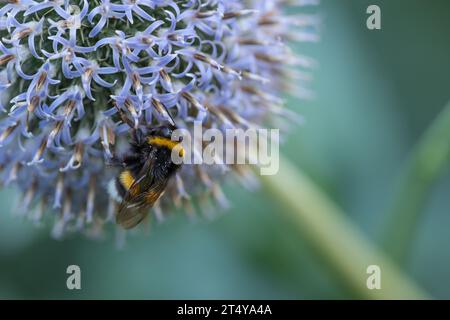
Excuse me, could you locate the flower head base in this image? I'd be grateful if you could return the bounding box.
[0,0,318,238]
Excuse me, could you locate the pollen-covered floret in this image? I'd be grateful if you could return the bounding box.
[0,0,318,238]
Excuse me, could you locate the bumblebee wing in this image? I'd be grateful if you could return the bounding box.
[116,157,155,229]
[128,176,168,208]
[121,156,155,202]
[116,205,149,230]
[117,170,171,230]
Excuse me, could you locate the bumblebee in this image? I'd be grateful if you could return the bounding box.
[109,125,184,229]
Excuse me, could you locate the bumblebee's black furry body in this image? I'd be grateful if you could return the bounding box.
[112,126,182,229]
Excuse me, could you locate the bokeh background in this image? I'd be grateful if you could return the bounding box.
[0,0,449,299]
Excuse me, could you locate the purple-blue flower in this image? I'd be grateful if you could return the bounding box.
[0,0,319,238]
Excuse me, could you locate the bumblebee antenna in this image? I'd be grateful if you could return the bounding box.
[112,100,136,130]
[151,98,176,128]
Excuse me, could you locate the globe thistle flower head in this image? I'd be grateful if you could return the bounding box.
[0,0,318,238]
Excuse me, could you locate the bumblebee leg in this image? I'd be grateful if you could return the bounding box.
[133,128,145,146]
[105,155,123,167]
[122,154,142,168]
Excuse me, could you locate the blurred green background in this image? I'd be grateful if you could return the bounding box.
[1,0,449,299]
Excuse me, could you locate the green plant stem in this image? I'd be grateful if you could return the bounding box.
[382,102,450,264]
[260,156,429,299]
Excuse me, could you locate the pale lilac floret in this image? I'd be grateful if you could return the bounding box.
[88,0,127,38]
[117,0,156,24]
[0,0,37,19]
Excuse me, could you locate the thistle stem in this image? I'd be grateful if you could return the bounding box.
[382,102,450,264]
[260,156,429,299]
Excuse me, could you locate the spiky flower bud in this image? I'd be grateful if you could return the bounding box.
[0,0,318,238]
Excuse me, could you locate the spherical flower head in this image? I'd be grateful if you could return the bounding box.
[0,0,318,239]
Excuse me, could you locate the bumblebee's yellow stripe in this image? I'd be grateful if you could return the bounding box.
[120,170,135,191]
[147,137,185,157]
